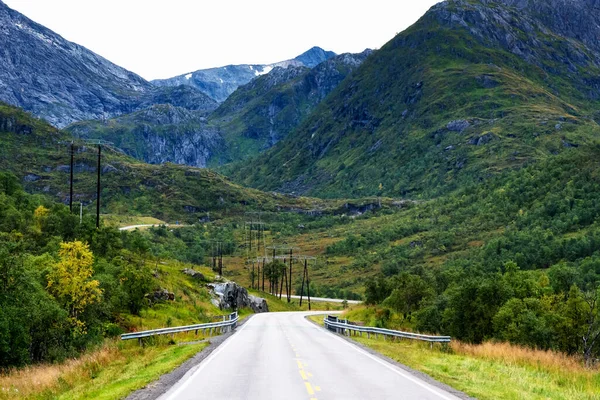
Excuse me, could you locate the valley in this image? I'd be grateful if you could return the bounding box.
[1,0,600,399]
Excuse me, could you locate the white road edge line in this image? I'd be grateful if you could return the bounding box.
[302,315,457,400]
[159,316,254,400]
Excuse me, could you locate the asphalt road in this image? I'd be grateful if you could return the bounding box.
[158,312,462,400]
[288,295,362,304]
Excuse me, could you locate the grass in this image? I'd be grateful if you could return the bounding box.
[102,215,165,228]
[353,337,600,400]
[0,340,207,400]
[0,258,246,400]
[308,313,600,399]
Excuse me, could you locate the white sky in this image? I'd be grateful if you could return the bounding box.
[4,0,441,81]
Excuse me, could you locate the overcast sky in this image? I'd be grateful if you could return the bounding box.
[4,0,441,80]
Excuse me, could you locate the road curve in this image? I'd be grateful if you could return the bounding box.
[158,312,462,400]
[118,224,161,231]
[289,295,362,304]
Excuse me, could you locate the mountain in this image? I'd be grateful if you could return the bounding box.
[67,50,371,168]
[294,46,338,68]
[213,50,373,162]
[0,102,332,221]
[0,1,217,127]
[227,0,600,198]
[67,104,223,168]
[152,47,337,103]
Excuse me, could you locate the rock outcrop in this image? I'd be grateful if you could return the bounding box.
[146,288,175,303]
[152,47,337,103]
[208,282,269,313]
[66,104,224,168]
[0,1,216,127]
[181,268,206,281]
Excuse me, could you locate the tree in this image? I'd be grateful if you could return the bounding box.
[581,289,600,367]
[365,275,391,305]
[117,251,154,315]
[383,273,433,320]
[47,241,102,333]
[33,205,49,232]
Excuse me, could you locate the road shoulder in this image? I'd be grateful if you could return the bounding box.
[125,316,253,400]
[304,315,475,400]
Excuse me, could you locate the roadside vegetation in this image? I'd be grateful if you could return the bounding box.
[356,336,600,400]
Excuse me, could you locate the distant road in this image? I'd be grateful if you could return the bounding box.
[289,295,362,304]
[158,312,461,400]
[119,224,160,231]
[119,224,187,231]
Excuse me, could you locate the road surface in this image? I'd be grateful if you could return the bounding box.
[289,295,362,304]
[119,224,187,231]
[119,224,161,231]
[158,312,462,400]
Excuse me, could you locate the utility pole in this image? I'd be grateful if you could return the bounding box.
[299,259,311,310]
[69,142,74,213]
[79,202,83,224]
[306,260,311,311]
[251,260,254,289]
[288,249,293,302]
[219,242,223,276]
[300,259,306,307]
[96,145,101,229]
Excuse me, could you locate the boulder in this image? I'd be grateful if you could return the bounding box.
[23,173,41,182]
[208,282,269,313]
[182,268,206,281]
[447,119,470,132]
[146,288,175,303]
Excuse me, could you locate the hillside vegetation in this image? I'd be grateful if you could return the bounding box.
[291,147,600,365]
[0,103,335,222]
[229,0,600,198]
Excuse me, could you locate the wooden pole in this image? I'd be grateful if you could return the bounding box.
[306,260,311,311]
[288,249,293,302]
[69,142,74,213]
[279,268,285,299]
[299,259,306,307]
[96,145,101,229]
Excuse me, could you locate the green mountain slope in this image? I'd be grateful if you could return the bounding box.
[66,51,371,168]
[212,50,372,163]
[228,0,600,198]
[0,103,330,221]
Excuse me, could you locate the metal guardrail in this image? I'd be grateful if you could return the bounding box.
[324,315,451,343]
[121,312,238,341]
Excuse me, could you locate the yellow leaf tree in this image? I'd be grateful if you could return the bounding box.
[33,205,49,232]
[47,241,102,332]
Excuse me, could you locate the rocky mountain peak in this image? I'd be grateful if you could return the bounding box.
[153,47,337,103]
[0,1,216,127]
[294,46,337,68]
[490,0,600,54]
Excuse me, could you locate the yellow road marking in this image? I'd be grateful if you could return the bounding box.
[305,382,315,395]
[296,360,303,369]
[300,369,308,380]
[315,386,321,392]
[308,372,313,377]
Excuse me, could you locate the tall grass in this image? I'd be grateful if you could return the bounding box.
[0,344,120,399]
[452,341,592,375]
